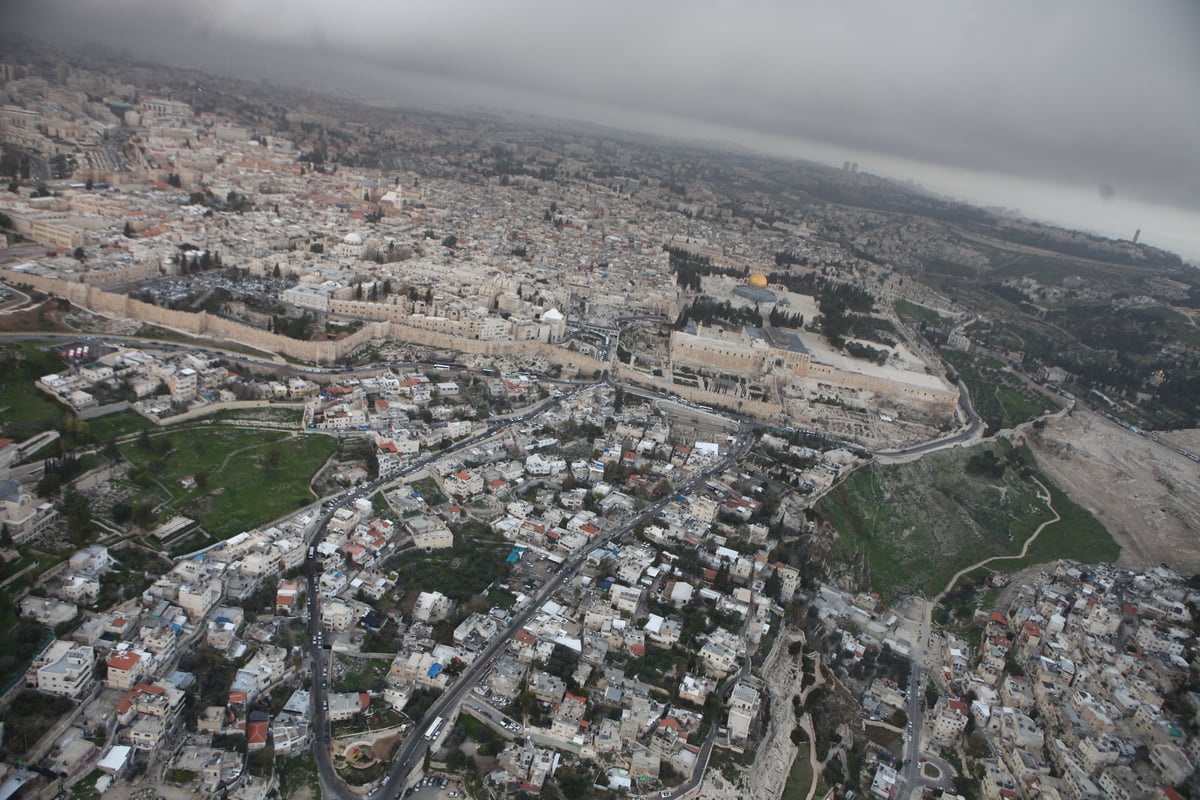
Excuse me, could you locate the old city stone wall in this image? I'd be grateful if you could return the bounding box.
[0,269,955,414]
[615,364,784,422]
[806,362,958,409]
[0,269,613,373]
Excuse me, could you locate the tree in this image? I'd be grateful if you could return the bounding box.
[72,246,86,262]
[85,177,93,190]
[0,523,11,546]
[62,488,94,544]
[764,570,783,600]
[123,221,135,238]
[441,234,458,249]
[111,501,133,525]
[272,263,281,278]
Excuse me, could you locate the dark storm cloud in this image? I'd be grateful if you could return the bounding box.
[11,0,1200,211]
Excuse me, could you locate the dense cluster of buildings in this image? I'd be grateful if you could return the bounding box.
[943,562,1200,799]
[0,50,973,438]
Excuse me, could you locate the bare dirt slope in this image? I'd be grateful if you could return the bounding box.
[1026,409,1200,573]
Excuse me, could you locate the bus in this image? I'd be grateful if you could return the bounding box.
[424,715,445,741]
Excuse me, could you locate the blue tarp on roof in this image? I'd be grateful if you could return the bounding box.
[428,662,442,678]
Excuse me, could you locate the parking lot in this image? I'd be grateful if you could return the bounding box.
[393,774,462,799]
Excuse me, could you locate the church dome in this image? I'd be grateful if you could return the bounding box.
[343,233,363,246]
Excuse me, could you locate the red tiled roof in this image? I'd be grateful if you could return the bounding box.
[107,651,141,670]
[247,720,269,745]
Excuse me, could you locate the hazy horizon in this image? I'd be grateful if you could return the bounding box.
[11,0,1200,261]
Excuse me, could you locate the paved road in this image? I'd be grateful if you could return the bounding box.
[302,384,616,796]
[874,379,983,461]
[375,428,754,800]
[301,422,753,800]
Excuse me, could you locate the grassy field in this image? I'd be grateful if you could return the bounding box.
[69,770,104,800]
[1012,475,1120,568]
[818,442,1116,601]
[941,348,1058,433]
[118,428,335,538]
[85,409,154,442]
[277,753,321,799]
[387,535,513,602]
[0,596,53,695]
[165,527,219,557]
[333,656,390,692]
[921,257,980,279]
[893,298,946,326]
[0,340,70,440]
[1,689,75,756]
[987,252,1100,286]
[409,477,447,506]
[780,743,814,800]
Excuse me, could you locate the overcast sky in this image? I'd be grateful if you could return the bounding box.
[12,0,1200,258]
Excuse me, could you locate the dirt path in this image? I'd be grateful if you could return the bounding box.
[931,475,1059,605]
[797,652,825,800]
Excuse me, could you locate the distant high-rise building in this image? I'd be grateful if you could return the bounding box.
[1132,228,1141,244]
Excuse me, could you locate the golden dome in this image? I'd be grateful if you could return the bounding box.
[747,273,768,288]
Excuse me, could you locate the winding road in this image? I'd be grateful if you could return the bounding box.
[899,474,1059,799]
[301,387,753,799]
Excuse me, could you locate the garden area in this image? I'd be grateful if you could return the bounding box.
[818,441,1116,601]
[0,690,76,758]
[116,427,335,538]
[941,348,1059,434]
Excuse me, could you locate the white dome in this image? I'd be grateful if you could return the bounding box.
[543,308,564,321]
[343,233,363,245]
